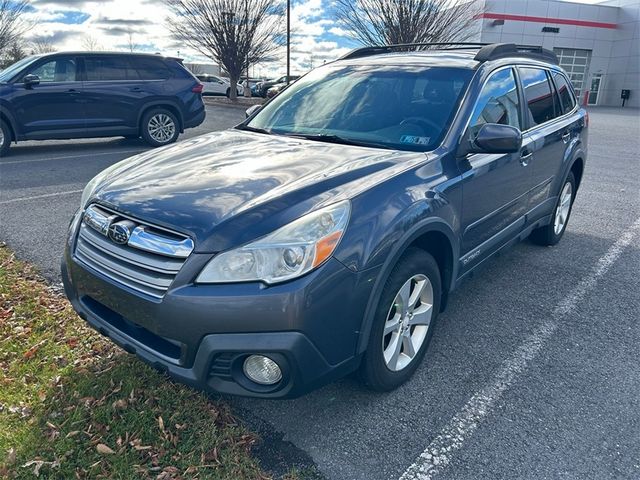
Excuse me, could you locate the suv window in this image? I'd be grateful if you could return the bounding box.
[85,56,138,81]
[27,57,77,82]
[134,58,172,80]
[552,72,577,114]
[469,68,521,134]
[519,67,557,127]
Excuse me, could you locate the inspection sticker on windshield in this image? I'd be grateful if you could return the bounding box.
[400,135,430,145]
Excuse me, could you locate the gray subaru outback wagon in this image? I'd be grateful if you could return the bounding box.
[62,43,587,398]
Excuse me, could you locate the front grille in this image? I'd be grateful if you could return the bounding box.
[74,204,193,298]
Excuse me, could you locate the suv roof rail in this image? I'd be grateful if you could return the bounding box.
[339,42,491,60]
[339,42,559,65]
[474,43,558,64]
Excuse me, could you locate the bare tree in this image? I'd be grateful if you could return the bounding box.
[82,35,102,51]
[1,40,28,67]
[334,0,480,46]
[31,37,56,54]
[127,30,138,52]
[165,0,284,100]
[186,63,205,75]
[0,0,31,55]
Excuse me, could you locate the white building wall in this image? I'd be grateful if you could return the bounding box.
[473,0,640,108]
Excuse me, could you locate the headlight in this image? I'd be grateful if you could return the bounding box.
[196,200,350,284]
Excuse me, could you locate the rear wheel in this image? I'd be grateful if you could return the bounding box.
[141,109,179,147]
[530,172,576,246]
[360,248,441,391]
[0,119,11,157]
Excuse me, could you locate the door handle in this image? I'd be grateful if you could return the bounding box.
[561,131,571,143]
[130,87,142,92]
[520,149,533,166]
[67,88,80,94]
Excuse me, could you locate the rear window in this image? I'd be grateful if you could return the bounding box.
[552,72,577,114]
[519,67,557,127]
[85,56,138,81]
[133,58,172,80]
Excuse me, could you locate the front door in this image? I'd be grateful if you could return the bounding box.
[459,67,531,272]
[9,55,85,139]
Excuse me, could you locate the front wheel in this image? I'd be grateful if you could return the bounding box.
[141,109,179,147]
[0,119,11,157]
[360,248,441,391]
[530,172,576,246]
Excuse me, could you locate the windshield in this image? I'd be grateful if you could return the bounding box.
[246,64,473,151]
[0,56,38,83]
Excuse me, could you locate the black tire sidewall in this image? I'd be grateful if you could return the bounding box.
[0,120,10,156]
[141,109,179,147]
[531,171,576,246]
[361,247,442,391]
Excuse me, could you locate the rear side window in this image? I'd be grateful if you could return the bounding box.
[85,56,139,81]
[519,67,557,127]
[469,68,521,133]
[552,72,577,114]
[27,57,77,82]
[133,58,172,80]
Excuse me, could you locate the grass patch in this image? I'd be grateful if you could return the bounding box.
[0,244,269,479]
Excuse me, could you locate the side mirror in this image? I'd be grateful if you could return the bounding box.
[245,104,262,118]
[23,74,40,88]
[469,123,522,154]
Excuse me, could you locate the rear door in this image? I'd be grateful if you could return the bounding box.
[459,67,532,271]
[82,55,159,133]
[10,55,85,138]
[518,67,577,219]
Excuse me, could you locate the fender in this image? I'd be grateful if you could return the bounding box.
[0,103,19,139]
[137,99,185,132]
[355,217,459,355]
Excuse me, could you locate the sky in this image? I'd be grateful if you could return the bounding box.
[23,0,606,79]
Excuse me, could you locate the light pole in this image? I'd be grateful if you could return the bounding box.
[286,0,290,84]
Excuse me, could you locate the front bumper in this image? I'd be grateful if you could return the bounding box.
[62,223,376,398]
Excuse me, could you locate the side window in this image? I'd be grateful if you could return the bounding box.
[469,68,521,134]
[519,67,557,126]
[133,58,172,80]
[27,58,77,82]
[85,56,139,81]
[553,72,577,114]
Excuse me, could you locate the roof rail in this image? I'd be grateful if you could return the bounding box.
[339,42,490,60]
[474,43,558,64]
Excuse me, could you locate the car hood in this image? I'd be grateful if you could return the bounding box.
[91,129,424,251]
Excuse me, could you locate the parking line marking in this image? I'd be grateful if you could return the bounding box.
[0,189,83,205]
[399,217,640,480]
[0,149,145,165]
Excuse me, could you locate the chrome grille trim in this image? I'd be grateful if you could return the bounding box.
[74,204,193,298]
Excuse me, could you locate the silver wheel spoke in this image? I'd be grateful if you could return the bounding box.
[384,332,403,370]
[397,281,411,316]
[148,114,175,143]
[383,313,402,336]
[402,333,416,358]
[408,303,433,326]
[408,278,427,310]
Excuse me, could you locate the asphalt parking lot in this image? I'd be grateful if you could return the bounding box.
[1,106,639,480]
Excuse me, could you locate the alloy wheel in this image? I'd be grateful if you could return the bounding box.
[554,182,573,235]
[147,114,176,143]
[382,274,434,372]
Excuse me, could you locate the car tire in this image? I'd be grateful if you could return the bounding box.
[141,109,179,147]
[360,247,441,391]
[530,172,576,246]
[0,119,11,157]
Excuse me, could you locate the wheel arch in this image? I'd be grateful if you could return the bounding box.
[0,106,18,143]
[355,218,459,355]
[570,157,584,191]
[138,101,185,133]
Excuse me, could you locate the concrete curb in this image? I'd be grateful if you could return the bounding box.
[203,96,264,108]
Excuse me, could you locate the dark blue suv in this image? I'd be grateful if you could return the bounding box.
[62,43,587,398]
[0,52,205,155]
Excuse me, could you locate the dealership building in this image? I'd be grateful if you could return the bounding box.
[471,0,640,108]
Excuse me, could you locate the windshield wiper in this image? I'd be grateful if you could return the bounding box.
[284,133,393,150]
[236,124,272,135]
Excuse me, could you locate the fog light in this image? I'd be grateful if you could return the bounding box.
[243,355,282,385]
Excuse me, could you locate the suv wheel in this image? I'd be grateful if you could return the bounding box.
[361,248,441,391]
[141,109,179,147]
[0,119,11,156]
[530,172,576,246]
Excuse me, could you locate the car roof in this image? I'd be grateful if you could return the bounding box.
[341,50,481,69]
[36,51,183,62]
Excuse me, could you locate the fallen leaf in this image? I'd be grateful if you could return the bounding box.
[96,444,115,455]
[6,448,16,465]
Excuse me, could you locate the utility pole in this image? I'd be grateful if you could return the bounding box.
[286,0,290,84]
